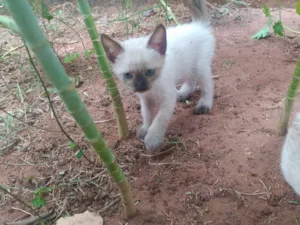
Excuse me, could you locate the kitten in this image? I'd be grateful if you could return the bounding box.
[101,0,215,152]
[281,113,300,196]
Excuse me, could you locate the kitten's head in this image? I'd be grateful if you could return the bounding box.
[101,24,167,93]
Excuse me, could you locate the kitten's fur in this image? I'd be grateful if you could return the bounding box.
[281,113,300,196]
[101,0,215,152]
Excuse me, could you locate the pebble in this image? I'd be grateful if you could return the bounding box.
[226,210,232,216]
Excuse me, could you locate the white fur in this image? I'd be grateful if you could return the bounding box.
[281,113,300,196]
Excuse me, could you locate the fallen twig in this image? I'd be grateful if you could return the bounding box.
[5,208,56,225]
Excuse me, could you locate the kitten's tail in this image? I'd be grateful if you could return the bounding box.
[183,0,209,22]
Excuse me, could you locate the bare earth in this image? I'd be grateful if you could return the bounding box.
[0,0,300,225]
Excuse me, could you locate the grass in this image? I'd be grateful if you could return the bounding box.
[224,59,236,68]
[0,109,23,153]
[295,215,300,225]
[0,114,14,142]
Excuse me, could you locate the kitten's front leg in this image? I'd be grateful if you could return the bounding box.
[194,65,214,114]
[137,95,156,140]
[144,90,177,152]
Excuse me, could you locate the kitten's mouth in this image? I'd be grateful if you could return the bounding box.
[135,88,149,93]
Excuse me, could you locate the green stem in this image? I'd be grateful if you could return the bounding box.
[283,25,300,35]
[5,0,136,218]
[24,41,94,165]
[278,56,300,136]
[159,0,179,25]
[77,0,129,138]
[0,15,21,34]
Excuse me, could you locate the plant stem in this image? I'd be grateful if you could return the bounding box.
[24,41,95,165]
[0,15,21,34]
[159,0,179,25]
[278,56,300,136]
[0,184,47,224]
[5,0,136,218]
[283,25,300,35]
[77,0,129,138]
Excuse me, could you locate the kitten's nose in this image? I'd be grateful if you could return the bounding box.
[134,76,148,92]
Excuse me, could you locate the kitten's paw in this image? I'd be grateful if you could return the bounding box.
[194,98,213,115]
[137,126,148,140]
[194,104,212,115]
[144,132,164,152]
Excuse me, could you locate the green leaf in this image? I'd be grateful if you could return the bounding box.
[263,4,271,17]
[289,200,300,205]
[76,149,84,159]
[0,185,10,192]
[32,186,52,208]
[251,27,270,39]
[297,1,300,15]
[40,1,53,21]
[273,20,284,36]
[64,53,80,64]
[32,197,46,208]
[41,187,52,193]
[69,142,76,150]
[34,186,52,195]
[84,49,93,60]
[24,176,33,183]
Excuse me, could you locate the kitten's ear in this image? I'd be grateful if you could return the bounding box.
[147,24,167,55]
[100,34,124,63]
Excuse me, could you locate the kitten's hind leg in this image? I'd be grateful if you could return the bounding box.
[176,80,196,102]
[194,66,214,115]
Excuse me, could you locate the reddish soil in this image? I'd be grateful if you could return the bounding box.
[0,1,300,225]
[107,8,300,225]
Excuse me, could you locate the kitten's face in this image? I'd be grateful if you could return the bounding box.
[101,24,167,93]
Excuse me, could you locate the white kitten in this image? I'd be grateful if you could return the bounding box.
[101,0,215,152]
[281,113,300,196]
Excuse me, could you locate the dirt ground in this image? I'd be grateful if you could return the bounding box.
[1,0,300,225]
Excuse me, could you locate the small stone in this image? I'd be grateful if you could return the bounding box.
[226,210,232,215]
[9,176,16,184]
[143,9,156,17]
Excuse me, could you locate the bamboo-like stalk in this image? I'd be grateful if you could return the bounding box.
[278,56,300,136]
[5,0,136,218]
[76,0,128,138]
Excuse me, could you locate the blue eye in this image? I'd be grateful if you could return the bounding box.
[124,73,133,79]
[145,69,156,77]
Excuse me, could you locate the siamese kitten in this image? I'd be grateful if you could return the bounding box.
[281,113,300,196]
[101,0,215,152]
